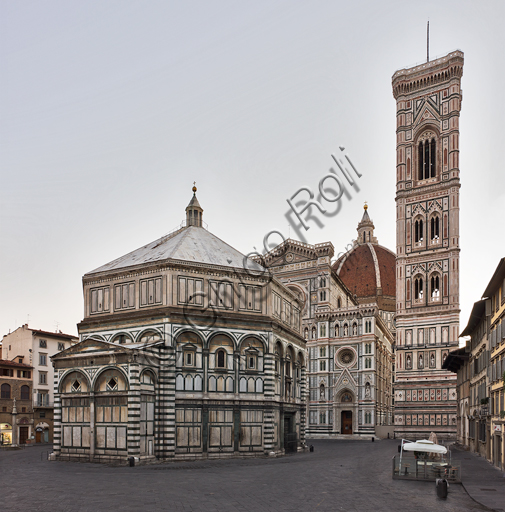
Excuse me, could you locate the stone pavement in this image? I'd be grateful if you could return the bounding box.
[0,439,501,512]
[451,444,505,512]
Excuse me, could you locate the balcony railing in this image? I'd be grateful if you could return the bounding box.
[34,399,53,408]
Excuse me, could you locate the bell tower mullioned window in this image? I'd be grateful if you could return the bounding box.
[392,50,463,440]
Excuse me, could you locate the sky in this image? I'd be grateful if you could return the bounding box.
[1,0,504,340]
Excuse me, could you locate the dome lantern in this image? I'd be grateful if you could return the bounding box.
[186,183,203,227]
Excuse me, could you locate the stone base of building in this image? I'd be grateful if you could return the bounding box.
[307,434,377,440]
[53,447,299,465]
[394,428,457,442]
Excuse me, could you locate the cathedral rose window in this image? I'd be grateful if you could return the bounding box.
[338,349,355,366]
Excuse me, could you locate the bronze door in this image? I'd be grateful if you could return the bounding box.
[341,411,352,434]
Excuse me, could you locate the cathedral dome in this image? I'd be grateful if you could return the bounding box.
[332,205,396,311]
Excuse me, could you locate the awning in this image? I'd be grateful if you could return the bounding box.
[402,439,447,454]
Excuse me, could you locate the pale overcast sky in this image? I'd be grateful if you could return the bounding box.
[1,0,504,339]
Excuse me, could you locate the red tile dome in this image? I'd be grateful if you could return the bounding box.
[332,206,396,311]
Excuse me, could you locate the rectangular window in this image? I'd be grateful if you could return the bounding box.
[177,277,203,306]
[39,354,47,366]
[238,285,262,312]
[39,372,47,384]
[140,277,163,306]
[58,342,65,351]
[319,360,326,371]
[90,286,110,314]
[209,281,233,309]
[114,282,136,310]
[184,351,195,367]
[37,393,49,406]
[39,339,47,348]
[17,370,31,378]
[293,307,300,330]
[283,300,291,325]
[272,292,282,318]
[320,347,326,357]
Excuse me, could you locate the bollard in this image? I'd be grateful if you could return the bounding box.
[436,479,448,499]
[310,445,314,452]
[129,456,135,467]
[372,437,374,442]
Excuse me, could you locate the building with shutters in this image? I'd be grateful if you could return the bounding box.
[0,359,34,445]
[444,258,505,470]
[261,206,395,438]
[459,300,490,459]
[51,187,307,463]
[1,325,77,443]
[485,259,505,470]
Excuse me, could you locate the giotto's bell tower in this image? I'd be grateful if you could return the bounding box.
[392,51,464,439]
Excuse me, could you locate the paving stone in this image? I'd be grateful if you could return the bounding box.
[0,440,500,511]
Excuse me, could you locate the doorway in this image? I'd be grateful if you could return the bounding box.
[495,435,502,469]
[19,427,29,445]
[341,411,352,435]
[283,413,297,452]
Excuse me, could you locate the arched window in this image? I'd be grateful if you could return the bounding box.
[216,349,226,368]
[337,298,342,308]
[414,277,424,300]
[418,138,437,180]
[20,385,30,400]
[320,278,326,288]
[431,275,440,298]
[418,142,424,180]
[414,219,424,243]
[431,216,440,241]
[1,383,11,399]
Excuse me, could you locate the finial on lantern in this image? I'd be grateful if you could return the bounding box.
[364,201,368,211]
[192,181,197,193]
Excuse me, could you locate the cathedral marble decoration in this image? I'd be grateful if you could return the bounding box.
[263,206,395,438]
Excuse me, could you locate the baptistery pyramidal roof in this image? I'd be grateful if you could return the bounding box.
[87,187,263,275]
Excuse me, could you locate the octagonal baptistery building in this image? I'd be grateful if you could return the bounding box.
[52,188,307,463]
